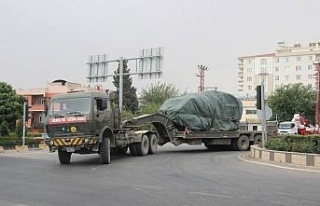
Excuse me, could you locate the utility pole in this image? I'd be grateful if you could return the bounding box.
[314,60,320,132]
[196,65,208,92]
[22,102,27,146]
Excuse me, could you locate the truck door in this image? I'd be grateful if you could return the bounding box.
[94,98,114,135]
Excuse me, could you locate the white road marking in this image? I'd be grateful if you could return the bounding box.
[188,191,234,199]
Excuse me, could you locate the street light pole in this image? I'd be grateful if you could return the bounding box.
[314,61,320,132]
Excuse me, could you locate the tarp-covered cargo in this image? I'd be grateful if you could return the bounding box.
[158,90,243,131]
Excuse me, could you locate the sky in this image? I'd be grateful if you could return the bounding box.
[1,0,320,96]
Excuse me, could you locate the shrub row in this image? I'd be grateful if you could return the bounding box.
[0,137,42,148]
[265,135,320,154]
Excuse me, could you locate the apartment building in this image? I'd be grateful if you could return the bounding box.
[238,41,320,98]
[16,80,97,134]
[238,41,320,123]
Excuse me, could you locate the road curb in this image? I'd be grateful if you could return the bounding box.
[250,145,320,168]
[239,153,320,173]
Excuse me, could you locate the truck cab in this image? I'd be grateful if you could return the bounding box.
[44,91,158,165]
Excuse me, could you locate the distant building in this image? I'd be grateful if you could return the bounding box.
[238,41,320,98]
[16,80,103,134]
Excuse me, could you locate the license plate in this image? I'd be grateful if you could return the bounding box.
[66,147,75,152]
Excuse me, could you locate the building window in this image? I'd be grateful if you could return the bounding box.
[308,65,313,70]
[275,67,279,72]
[309,56,313,61]
[308,74,314,79]
[296,75,302,80]
[275,57,279,63]
[245,110,257,115]
[247,76,252,81]
[286,57,289,62]
[295,65,301,71]
[285,75,290,80]
[275,76,279,81]
[260,67,267,73]
[261,58,267,65]
[39,114,43,122]
[247,68,253,73]
[248,59,252,64]
[40,98,45,105]
[296,56,301,61]
[248,85,252,90]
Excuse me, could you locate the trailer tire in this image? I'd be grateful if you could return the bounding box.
[99,138,111,164]
[58,150,71,164]
[148,134,158,154]
[136,135,149,156]
[235,135,250,151]
[254,135,262,146]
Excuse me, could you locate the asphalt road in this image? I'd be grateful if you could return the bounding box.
[0,144,319,206]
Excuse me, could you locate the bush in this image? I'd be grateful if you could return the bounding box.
[265,135,320,154]
[0,136,42,148]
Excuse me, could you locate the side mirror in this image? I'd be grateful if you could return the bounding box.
[109,92,116,101]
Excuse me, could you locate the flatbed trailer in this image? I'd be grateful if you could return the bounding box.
[123,113,266,151]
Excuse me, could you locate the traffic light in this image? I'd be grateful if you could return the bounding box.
[24,103,32,122]
[256,85,262,110]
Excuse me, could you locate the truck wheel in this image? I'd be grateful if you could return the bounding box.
[129,144,137,156]
[136,135,149,156]
[254,135,262,146]
[58,150,71,164]
[235,135,250,151]
[148,134,158,154]
[99,138,111,164]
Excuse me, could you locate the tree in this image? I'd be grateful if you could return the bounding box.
[267,83,316,123]
[139,82,184,113]
[0,82,25,135]
[112,59,139,112]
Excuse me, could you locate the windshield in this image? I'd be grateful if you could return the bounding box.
[278,122,295,129]
[48,97,91,116]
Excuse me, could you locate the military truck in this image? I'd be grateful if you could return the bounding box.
[44,91,158,164]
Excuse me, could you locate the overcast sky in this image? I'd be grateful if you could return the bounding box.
[1,0,320,95]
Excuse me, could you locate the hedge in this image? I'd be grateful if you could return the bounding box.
[265,135,320,154]
[0,137,42,149]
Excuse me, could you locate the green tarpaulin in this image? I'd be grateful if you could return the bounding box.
[158,90,243,131]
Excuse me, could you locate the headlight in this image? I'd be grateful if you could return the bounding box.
[49,140,54,146]
[84,138,90,144]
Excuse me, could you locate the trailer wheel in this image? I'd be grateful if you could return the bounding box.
[148,134,158,154]
[235,135,250,151]
[99,138,111,164]
[58,150,71,164]
[254,135,262,146]
[136,135,149,156]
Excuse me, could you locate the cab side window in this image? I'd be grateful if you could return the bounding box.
[96,98,108,111]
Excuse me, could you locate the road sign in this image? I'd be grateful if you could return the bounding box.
[257,106,272,120]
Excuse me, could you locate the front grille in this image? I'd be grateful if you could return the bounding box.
[48,122,89,137]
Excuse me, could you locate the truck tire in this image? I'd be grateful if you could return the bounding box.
[254,135,262,146]
[148,134,158,154]
[58,150,71,164]
[99,138,111,164]
[136,135,149,156]
[129,144,137,156]
[235,135,250,151]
